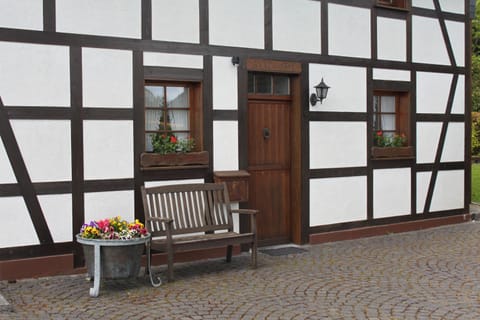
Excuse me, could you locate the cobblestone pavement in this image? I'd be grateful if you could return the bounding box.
[2,222,480,319]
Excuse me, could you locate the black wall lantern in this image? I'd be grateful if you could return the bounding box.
[310,78,330,106]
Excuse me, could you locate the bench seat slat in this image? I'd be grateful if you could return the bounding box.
[151,232,255,251]
[149,224,232,237]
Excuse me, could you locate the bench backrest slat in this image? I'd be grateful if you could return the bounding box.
[180,191,191,229]
[206,190,213,226]
[213,189,222,225]
[141,183,233,237]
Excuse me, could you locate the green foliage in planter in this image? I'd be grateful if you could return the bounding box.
[373,131,407,147]
[150,112,195,154]
[151,133,195,154]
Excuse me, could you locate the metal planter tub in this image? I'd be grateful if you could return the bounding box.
[76,234,151,297]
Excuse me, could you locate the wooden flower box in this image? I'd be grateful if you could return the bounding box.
[371,146,414,159]
[140,151,209,169]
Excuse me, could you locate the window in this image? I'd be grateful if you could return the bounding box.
[248,73,290,95]
[373,95,397,140]
[144,81,202,152]
[376,0,408,10]
[372,90,412,157]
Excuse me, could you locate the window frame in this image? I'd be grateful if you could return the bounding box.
[373,92,400,138]
[248,72,291,97]
[372,89,413,159]
[144,80,203,153]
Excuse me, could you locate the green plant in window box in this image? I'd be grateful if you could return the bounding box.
[372,131,413,159]
[142,135,207,168]
[373,131,407,147]
[141,114,208,168]
[151,133,195,154]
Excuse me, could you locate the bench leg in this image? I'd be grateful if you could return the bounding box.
[167,247,174,282]
[226,245,233,263]
[252,242,258,268]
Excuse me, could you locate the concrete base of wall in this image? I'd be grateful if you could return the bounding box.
[309,213,472,244]
[0,246,241,281]
[0,254,76,282]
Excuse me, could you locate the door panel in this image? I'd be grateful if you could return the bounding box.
[249,170,290,242]
[248,99,291,244]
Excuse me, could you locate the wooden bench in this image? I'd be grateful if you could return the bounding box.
[141,182,258,282]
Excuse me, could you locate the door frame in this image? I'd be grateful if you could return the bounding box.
[239,58,304,244]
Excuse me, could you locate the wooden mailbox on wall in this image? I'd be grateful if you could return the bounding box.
[213,170,250,203]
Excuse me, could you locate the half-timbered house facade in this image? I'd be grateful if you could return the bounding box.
[0,0,473,279]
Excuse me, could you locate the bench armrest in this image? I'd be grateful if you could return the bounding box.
[231,209,258,235]
[231,209,259,215]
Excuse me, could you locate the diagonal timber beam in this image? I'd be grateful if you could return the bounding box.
[0,97,53,244]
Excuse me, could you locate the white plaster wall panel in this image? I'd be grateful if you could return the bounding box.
[377,17,406,62]
[412,0,434,9]
[412,16,450,65]
[328,4,370,59]
[416,122,442,164]
[0,0,43,30]
[416,72,452,114]
[82,48,132,108]
[144,179,205,188]
[309,64,366,112]
[143,52,203,69]
[310,122,366,169]
[83,120,133,180]
[56,0,141,39]
[451,75,465,114]
[416,171,432,213]
[11,120,71,182]
[374,168,411,219]
[0,42,70,107]
[430,170,464,212]
[438,0,464,14]
[0,197,38,248]
[441,122,464,162]
[209,0,264,49]
[151,0,199,43]
[213,57,238,110]
[84,190,135,223]
[445,20,465,67]
[231,202,240,232]
[373,69,411,82]
[213,121,239,171]
[272,0,321,54]
[39,194,72,243]
[0,139,16,184]
[309,177,367,226]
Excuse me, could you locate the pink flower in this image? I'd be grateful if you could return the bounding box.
[96,219,110,232]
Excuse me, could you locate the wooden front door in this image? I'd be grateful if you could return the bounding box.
[247,97,291,245]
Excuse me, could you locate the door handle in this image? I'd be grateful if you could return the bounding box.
[263,127,270,139]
